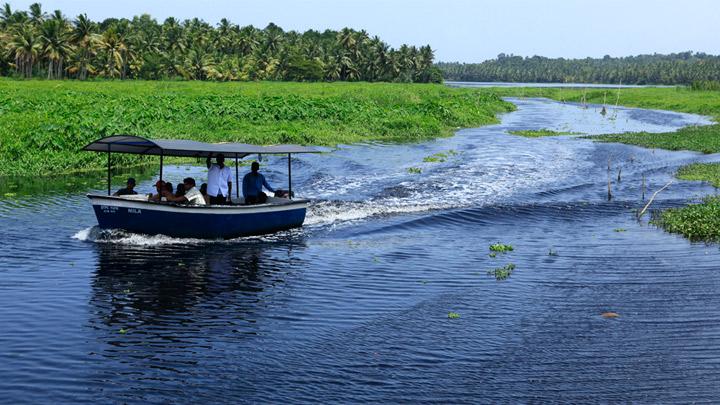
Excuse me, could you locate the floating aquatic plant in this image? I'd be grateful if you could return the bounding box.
[423,152,448,163]
[407,167,422,174]
[488,263,516,281]
[508,129,579,138]
[489,243,514,253]
[448,312,461,319]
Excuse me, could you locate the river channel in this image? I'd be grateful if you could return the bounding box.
[1,97,719,403]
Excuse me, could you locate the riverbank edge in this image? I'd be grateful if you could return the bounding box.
[490,86,720,241]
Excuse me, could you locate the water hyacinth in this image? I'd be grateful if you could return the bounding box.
[0,81,513,177]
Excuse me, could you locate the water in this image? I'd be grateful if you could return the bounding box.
[1,98,719,403]
[446,81,675,88]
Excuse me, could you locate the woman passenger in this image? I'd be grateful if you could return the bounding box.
[175,183,185,197]
[200,183,210,205]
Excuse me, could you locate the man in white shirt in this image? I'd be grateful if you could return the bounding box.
[163,178,206,205]
[206,153,233,205]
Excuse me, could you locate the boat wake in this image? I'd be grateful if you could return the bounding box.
[72,226,303,246]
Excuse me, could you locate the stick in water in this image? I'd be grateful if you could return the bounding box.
[641,174,646,201]
[637,180,673,218]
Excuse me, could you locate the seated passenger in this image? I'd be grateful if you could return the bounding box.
[163,177,206,205]
[175,183,186,197]
[113,178,137,196]
[148,180,165,202]
[200,183,210,205]
[242,161,274,205]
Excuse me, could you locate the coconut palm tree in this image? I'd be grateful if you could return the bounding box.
[40,18,73,78]
[0,4,445,82]
[237,26,259,56]
[0,3,12,28]
[181,42,216,80]
[97,27,125,78]
[28,3,45,26]
[7,22,41,77]
[69,14,97,79]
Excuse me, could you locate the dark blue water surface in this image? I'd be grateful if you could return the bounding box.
[2,98,720,404]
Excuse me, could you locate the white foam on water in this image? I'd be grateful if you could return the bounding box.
[71,225,290,246]
[303,134,594,229]
[72,227,93,241]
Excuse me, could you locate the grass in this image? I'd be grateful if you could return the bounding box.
[652,196,720,241]
[0,79,515,177]
[676,163,720,187]
[508,129,579,137]
[590,125,720,154]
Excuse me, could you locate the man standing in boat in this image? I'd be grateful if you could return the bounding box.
[243,161,275,204]
[206,153,232,205]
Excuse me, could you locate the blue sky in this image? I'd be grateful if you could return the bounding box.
[7,0,720,62]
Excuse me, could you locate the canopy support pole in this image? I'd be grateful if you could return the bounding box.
[288,153,292,200]
[235,155,239,200]
[107,144,111,196]
[159,151,164,183]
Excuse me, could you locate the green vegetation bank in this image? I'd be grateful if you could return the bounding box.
[0,80,514,176]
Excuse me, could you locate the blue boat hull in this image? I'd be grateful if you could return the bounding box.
[89,195,308,239]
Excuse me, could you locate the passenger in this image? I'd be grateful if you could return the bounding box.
[242,161,274,205]
[163,177,206,205]
[148,180,165,201]
[113,177,138,196]
[206,153,233,205]
[164,182,173,195]
[200,183,210,205]
[175,183,186,197]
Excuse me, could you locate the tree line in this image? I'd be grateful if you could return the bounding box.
[438,52,720,85]
[0,3,442,82]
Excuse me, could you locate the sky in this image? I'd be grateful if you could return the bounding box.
[7,0,720,62]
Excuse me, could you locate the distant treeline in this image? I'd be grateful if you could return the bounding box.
[438,52,720,85]
[0,3,442,82]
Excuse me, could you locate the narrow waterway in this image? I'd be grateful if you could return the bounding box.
[1,97,719,403]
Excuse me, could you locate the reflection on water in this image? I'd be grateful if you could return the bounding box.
[3,97,720,403]
[0,164,159,197]
[90,239,306,330]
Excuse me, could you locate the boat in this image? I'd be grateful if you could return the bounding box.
[82,135,320,239]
